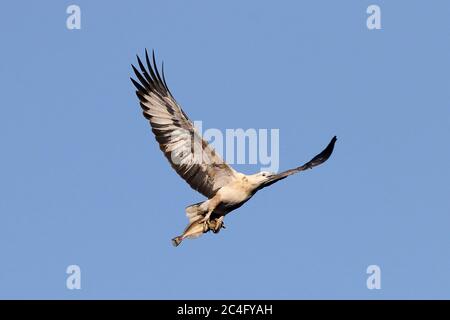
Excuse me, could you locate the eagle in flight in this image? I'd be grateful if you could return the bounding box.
[131,50,337,246]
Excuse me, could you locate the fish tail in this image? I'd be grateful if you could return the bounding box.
[171,235,183,247]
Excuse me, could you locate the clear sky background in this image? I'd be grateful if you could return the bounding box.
[0,1,449,299]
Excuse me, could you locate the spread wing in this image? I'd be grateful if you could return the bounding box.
[130,50,238,198]
[258,136,337,190]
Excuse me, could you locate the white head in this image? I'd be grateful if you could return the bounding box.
[247,171,275,186]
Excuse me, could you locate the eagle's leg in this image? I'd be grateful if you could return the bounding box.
[198,195,221,228]
[199,211,213,231]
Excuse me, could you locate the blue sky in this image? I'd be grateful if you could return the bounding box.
[0,0,449,299]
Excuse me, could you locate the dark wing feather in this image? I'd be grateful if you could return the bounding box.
[258,136,337,190]
[131,50,238,198]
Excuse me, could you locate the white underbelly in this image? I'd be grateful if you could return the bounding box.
[217,184,252,206]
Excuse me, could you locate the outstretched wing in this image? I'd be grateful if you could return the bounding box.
[130,50,238,198]
[258,136,337,190]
